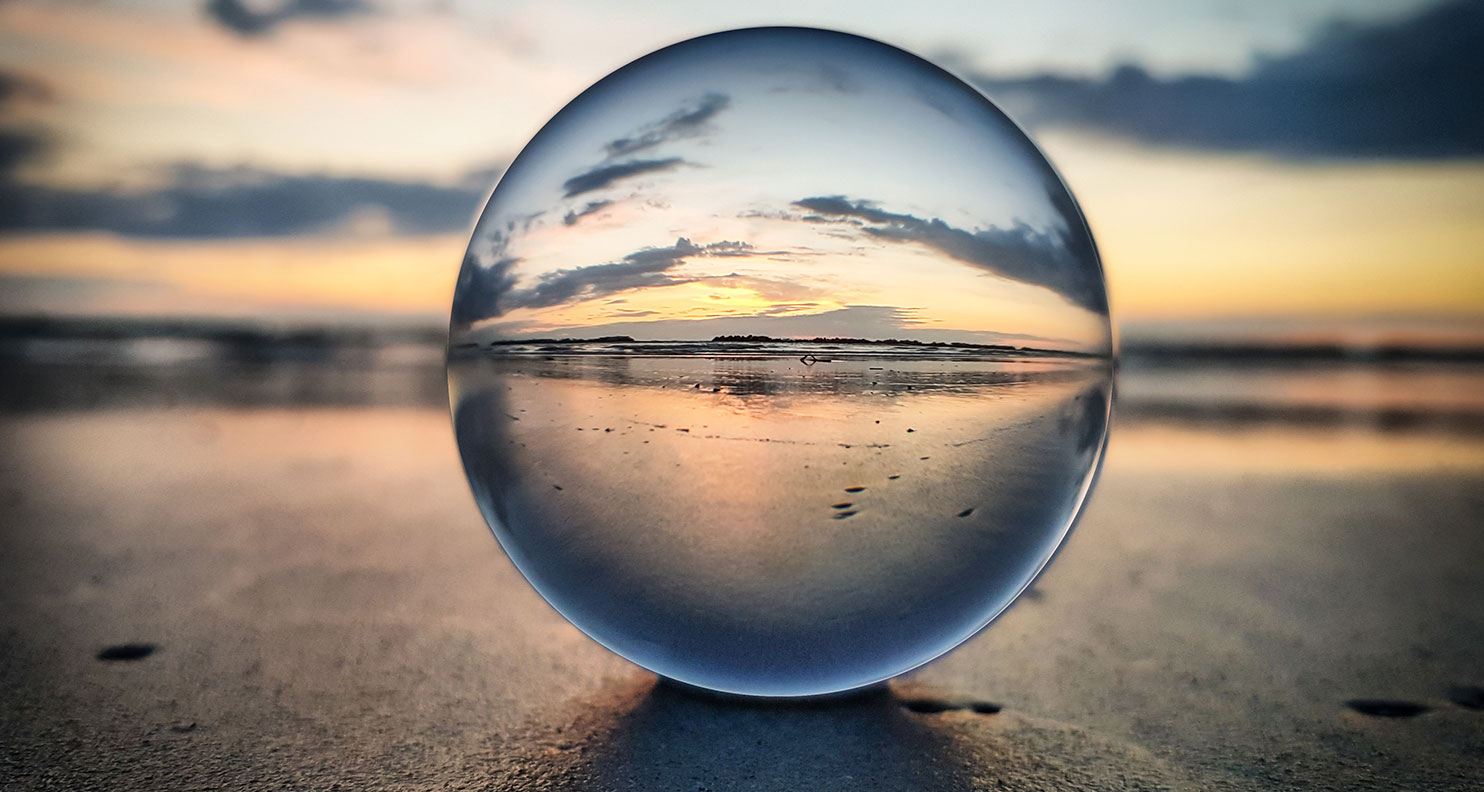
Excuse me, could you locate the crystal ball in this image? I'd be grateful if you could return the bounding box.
[449,27,1112,696]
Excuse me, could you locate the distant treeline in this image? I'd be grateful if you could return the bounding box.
[1122,341,1484,365]
[0,315,445,349]
[711,334,1026,350]
[481,336,637,347]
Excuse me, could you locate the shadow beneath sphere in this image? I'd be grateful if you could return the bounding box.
[503,674,976,790]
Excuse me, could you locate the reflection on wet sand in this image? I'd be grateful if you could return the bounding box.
[451,345,1111,695]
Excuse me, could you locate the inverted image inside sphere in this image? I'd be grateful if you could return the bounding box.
[449,27,1113,697]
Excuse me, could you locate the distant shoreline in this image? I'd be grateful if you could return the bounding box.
[6,316,1484,365]
[461,335,1100,359]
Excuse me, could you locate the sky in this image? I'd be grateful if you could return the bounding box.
[0,0,1481,342]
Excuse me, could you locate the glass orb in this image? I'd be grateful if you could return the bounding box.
[449,27,1112,697]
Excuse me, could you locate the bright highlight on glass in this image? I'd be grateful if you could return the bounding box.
[449,27,1113,696]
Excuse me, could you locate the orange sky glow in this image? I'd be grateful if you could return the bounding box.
[1,0,1480,341]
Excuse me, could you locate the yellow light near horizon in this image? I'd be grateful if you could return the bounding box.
[0,232,465,318]
[1040,132,1484,320]
[3,138,1482,326]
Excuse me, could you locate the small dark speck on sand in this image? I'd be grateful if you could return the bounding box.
[553,485,563,491]
[1346,699,1431,718]
[844,486,866,493]
[1446,685,1484,709]
[900,698,1001,715]
[604,428,612,432]
[920,456,930,461]
[834,510,859,519]
[906,428,915,433]
[888,474,900,480]
[957,508,975,518]
[169,723,197,734]
[677,428,690,433]
[831,502,853,509]
[97,643,157,661]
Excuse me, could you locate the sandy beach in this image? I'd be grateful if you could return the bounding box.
[3,354,1483,790]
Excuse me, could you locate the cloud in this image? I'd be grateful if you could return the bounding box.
[203,0,373,38]
[0,71,50,105]
[451,252,518,326]
[451,237,784,325]
[0,163,494,238]
[0,129,47,179]
[504,237,759,312]
[792,196,1106,313]
[0,69,498,241]
[0,70,52,178]
[604,93,730,158]
[563,200,611,226]
[972,0,1484,158]
[561,158,683,198]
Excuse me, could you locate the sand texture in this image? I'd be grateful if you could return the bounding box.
[2,359,1483,790]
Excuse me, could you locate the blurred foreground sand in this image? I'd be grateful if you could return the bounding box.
[2,359,1482,790]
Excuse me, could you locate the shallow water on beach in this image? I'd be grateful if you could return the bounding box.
[450,346,1111,695]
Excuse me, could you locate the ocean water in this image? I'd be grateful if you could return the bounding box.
[450,341,1111,695]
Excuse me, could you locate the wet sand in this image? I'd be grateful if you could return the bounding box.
[2,358,1483,789]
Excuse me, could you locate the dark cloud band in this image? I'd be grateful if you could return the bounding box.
[604,93,730,158]
[792,196,1106,313]
[561,158,684,198]
[973,0,1484,159]
[203,0,373,38]
[504,238,759,312]
[0,164,492,238]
